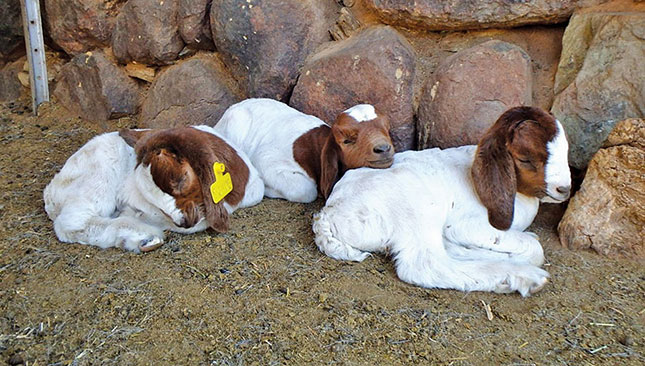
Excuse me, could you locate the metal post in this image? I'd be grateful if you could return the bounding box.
[20,0,49,116]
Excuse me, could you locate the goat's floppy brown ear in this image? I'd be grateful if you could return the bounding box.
[471,135,517,230]
[119,129,150,147]
[319,137,341,199]
[197,162,230,232]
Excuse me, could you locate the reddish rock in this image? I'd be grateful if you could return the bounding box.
[44,0,125,56]
[0,59,24,102]
[558,119,645,258]
[178,0,214,50]
[290,26,416,151]
[363,0,608,31]
[54,51,140,121]
[210,0,339,101]
[417,40,532,149]
[112,0,184,65]
[0,0,23,61]
[551,1,645,169]
[140,54,241,129]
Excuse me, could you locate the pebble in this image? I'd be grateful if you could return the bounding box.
[8,353,24,365]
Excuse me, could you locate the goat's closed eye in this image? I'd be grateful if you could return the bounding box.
[343,139,355,145]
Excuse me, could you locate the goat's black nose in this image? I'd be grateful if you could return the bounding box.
[556,186,571,195]
[373,144,392,154]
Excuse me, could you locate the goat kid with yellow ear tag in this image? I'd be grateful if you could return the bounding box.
[210,162,233,203]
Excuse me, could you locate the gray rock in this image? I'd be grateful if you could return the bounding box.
[551,3,645,169]
[140,54,241,129]
[54,51,140,121]
[0,59,24,102]
[558,118,645,258]
[417,40,532,149]
[112,0,184,65]
[0,0,23,61]
[363,0,608,31]
[210,0,338,101]
[44,0,125,55]
[290,26,416,151]
[178,0,214,50]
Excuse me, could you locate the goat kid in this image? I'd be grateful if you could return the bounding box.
[313,106,571,296]
[44,126,264,253]
[213,98,394,202]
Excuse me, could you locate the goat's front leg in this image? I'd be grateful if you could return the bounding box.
[391,228,549,296]
[443,217,544,266]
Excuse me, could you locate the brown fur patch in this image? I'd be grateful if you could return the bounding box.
[292,109,395,199]
[293,126,332,186]
[472,106,558,230]
[124,127,250,232]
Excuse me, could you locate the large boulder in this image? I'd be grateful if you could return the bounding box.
[210,0,339,101]
[0,0,23,61]
[417,40,532,149]
[54,51,140,122]
[112,0,184,65]
[363,0,608,31]
[558,119,645,258]
[178,0,214,50]
[44,0,125,56]
[290,26,416,151]
[140,54,241,129]
[551,1,645,169]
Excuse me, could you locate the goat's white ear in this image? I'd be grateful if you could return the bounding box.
[471,136,517,230]
[119,129,148,148]
[319,137,341,199]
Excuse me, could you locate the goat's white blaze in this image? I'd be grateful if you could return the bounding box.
[344,104,377,122]
[544,119,571,202]
[134,165,188,226]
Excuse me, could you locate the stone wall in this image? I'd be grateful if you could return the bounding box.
[2,0,644,256]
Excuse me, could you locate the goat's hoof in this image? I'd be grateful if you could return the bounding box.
[529,277,548,294]
[494,267,549,296]
[139,237,163,252]
[525,231,539,240]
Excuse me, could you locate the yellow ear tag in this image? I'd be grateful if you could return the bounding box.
[209,162,233,204]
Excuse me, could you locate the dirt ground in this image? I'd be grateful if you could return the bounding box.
[0,97,643,366]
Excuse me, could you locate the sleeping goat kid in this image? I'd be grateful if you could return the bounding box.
[313,106,571,296]
[213,98,394,202]
[43,126,264,253]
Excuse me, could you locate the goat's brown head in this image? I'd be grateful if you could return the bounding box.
[119,127,249,235]
[471,106,571,230]
[319,104,394,198]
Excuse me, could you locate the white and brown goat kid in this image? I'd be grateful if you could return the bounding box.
[313,106,571,296]
[213,98,394,202]
[43,126,264,252]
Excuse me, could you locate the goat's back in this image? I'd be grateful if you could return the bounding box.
[213,98,326,159]
[43,132,136,221]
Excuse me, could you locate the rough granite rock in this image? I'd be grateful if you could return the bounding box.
[363,0,608,31]
[44,0,125,56]
[290,26,416,151]
[0,0,23,61]
[558,119,645,259]
[417,40,532,149]
[210,0,339,101]
[140,54,240,129]
[0,59,24,102]
[551,1,645,169]
[112,0,184,65]
[178,0,214,50]
[54,51,140,122]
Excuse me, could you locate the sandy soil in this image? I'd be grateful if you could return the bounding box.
[0,98,643,366]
